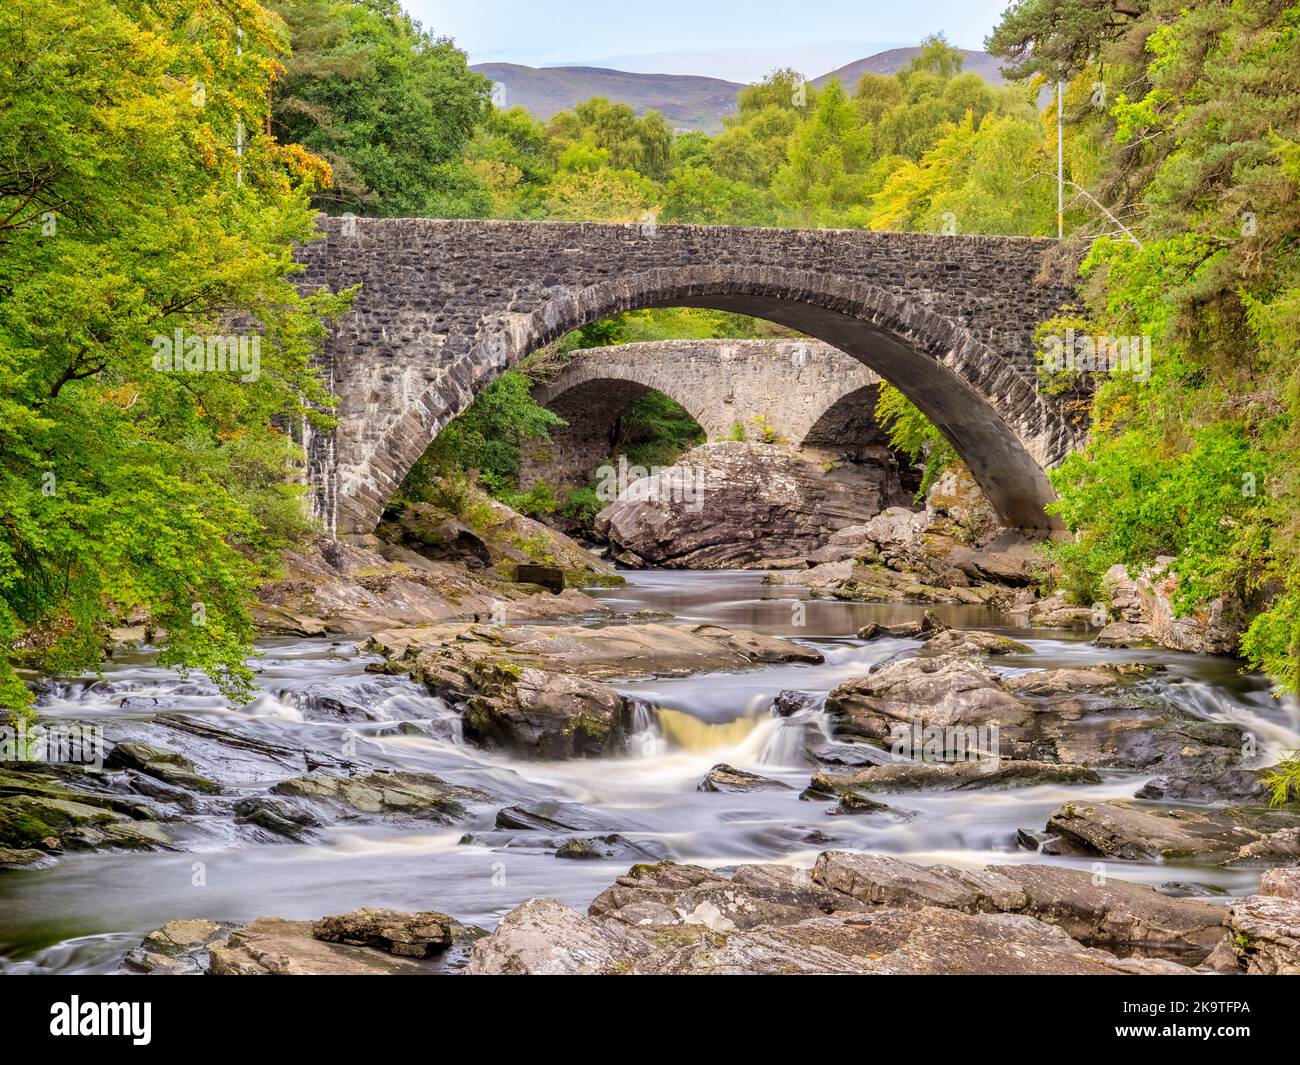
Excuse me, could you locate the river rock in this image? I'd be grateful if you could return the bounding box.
[122,919,234,975]
[465,858,1195,975]
[808,760,1100,797]
[312,907,455,957]
[824,652,1249,784]
[698,764,791,793]
[366,620,820,759]
[812,852,1225,957]
[554,835,670,861]
[494,802,613,832]
[207,917,430,975]
[1222,874,1300,974]
[913,628,1033,657]
[594,441,896,568]
[1043,800,1289,863]
[0,763,171,856]
[232,796,321,840]
[270,770,489,825]
[1104,559,1250,656]
[256,535,607,637]
[105,742,220,794]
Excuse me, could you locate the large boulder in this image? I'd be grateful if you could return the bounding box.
[594,441,898,568]
[822,652,1249,784]
[256,537,606,636]
[270,770,490,825]
[812,853,1225,957]
[464,857,1196,975]
[1041,800,1286,863]
[1221,869,1300,974]
[1103,559,1253,656]
[365,620,821,759]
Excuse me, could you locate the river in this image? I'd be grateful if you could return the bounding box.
[2,569,1297,973]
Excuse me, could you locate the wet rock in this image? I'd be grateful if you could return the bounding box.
[856,610,948,641]
[809,760,1100,796]
[812,852,1027,913]
[594,442,898,569]
[271,771,489,825]
[105,742,220,794]
[697,764,791,793]
[1223,888,1300,975]
[122,919,233,975]
[312,908,455,958]
[0,787,170,854]
[1044,801,1271,862]
[463,667,633,759]
[465,858,1194,975]
[207,917,430,975]
[0,846,54,869]
[374,620,821,682]
[494,802,611,833]
[367,620,819,759]
[1095,621,1157,648]
[232,796,321,840]
[812,852,1225,958]
[554,835,670,861]
[771,690,821,717]
[914,628,1033,657]
[1135,770,1269,803]
[824,652,1249,783]
[588,860,862,931]
[514,563,565,593]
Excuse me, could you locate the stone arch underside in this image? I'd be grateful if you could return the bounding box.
[352,267,1076,535]
[517,376,704,490]
[519,339,895,490]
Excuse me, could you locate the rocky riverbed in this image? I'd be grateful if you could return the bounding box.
[2,565,1298,976]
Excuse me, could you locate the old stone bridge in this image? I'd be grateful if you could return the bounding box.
[296,217,1079,537]
[521,339,894,489]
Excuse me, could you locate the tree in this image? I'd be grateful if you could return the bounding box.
[268,0,491,216]
[0,0,346,719]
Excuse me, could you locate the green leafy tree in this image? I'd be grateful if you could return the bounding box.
[268,0,492,216]
[0,0,347,720]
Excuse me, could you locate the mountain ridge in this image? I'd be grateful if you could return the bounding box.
[472,47,1009,133]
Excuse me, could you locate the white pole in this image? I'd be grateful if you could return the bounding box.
[1057,81,1064,239]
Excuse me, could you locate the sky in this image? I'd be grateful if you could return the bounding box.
[409,0,1014,82]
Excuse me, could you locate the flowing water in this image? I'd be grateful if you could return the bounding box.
[2,569,1298,974]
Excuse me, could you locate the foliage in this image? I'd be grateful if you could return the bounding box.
[989,0,1300,691]
[268,0,491,216]
[873,384,955,499]
[403,370,563,500]
[0,0,347,721]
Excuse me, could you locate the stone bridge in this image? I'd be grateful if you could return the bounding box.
[296,218,1080,537]
[521,339,894,489]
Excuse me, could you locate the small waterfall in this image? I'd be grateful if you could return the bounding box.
[654,707,761,751]
[758,708,830,767]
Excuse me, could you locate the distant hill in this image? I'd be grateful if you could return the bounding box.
[812,47,1006,90]
[472,63,745,133]
[472,48,1010,134]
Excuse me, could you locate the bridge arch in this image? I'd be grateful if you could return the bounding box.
[343,264,1074,535]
